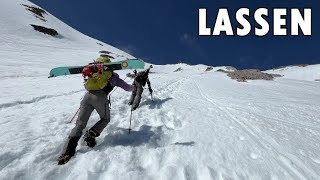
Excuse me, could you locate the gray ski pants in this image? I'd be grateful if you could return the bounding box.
[69,90,110,138]
[129,81,143,108]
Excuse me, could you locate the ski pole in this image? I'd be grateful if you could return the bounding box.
[69,107,80,123]
[128,109,133,134]
[69,92,86,123]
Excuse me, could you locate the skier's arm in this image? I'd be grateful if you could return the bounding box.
[109,73,135,92]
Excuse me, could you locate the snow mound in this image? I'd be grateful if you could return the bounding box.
[265,64,320,82]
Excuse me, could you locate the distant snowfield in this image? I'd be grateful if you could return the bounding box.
[1,0,320,180]
[266,65,320,82]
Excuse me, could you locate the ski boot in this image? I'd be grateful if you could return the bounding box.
[84,129,98,148]
[58,137,80,165]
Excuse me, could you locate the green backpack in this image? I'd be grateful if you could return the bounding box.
[84,71,113,90]
[83,57,112,91]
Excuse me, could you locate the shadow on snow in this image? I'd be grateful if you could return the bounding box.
[139,97,173,109]
[97,125,164,148]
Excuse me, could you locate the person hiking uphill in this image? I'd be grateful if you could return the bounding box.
[127,66,153,111]
[58,55,147,165]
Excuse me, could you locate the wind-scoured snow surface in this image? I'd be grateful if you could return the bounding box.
[1,1,320,180]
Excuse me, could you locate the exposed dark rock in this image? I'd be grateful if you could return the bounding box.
[174,67,183,72]
[30,24,58,36]
[205,67,214,71]
[99,50,111,54]
[22,4,47,21]
[214,67,236,72]
[216,69,228,73]
[100,54,114,59]
[97,43,104,46]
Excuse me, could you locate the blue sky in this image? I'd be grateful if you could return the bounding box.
[30,0,320,70]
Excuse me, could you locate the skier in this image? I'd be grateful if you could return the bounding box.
[127,66,153,110]
[58,55,147,165]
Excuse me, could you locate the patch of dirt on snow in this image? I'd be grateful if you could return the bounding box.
[217,69,282,82]
[30,24,59,36]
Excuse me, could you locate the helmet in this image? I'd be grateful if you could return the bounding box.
[96,55,111,63]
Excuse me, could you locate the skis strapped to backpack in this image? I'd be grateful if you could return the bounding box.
[48,59,145,78]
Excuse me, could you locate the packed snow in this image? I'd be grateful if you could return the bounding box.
[1,0,320,180]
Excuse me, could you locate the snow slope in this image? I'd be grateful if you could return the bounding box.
[265,64,320,82]
[1,1,320,180]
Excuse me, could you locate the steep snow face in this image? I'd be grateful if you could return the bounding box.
[1,1,320,180]
[0,0,134,78]
[265,64,320,82]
